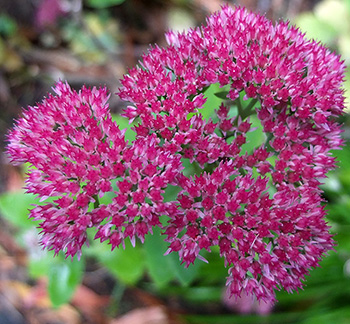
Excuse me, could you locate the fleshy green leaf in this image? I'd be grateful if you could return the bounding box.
[111,114,136,143]
[28,247,53,279]
[144,228,175,288]
[48,255,84,307]
[0,191,39,229]
[96,240,145,285]
[240,115,264,155]
[214,91,229,100]
[144,228,202,287]
[200,83,229,120]
[162,184,182,203]
[167,251,201,286]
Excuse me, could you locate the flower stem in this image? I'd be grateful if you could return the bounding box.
[93,195,100,209]
[234,96,258,120]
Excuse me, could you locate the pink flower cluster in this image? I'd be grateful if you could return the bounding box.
[7,6,345,302]
[7,82,181,258]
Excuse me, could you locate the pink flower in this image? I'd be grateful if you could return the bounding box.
[8,81,123,257]
[7,5,345,303]
[93,134,183,249]
[119,6,344,302]
[7,81,182,258]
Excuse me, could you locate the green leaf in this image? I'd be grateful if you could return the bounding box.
[333,142,350,169]
[214,91,229,100]
[343,71,350,111]
[327,201,350,225]
[200,83,229,120]
[96,240,145,285]
[180,158,197,177]
[167,251,201,286]
[194,250,227,285]
[158,285,222,303]
[144,228,175,288]
[28,247,53,279]
[86,0,125,8]
[301,308,350,324]
[162,185,182,203]
[48,255,84,307]
[111,114,136,143]
[239,115,264,155]
[0,191,39,229]
[144,228,203,287]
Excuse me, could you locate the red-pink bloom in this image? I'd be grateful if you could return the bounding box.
[93,134,183,249]
[119,6,345,302]
[7,5,345,304]
[8,81,122,257]
[7,81,182,258]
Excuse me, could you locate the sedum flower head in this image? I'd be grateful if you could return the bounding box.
[119,6,344,302]
[7,6,345,303]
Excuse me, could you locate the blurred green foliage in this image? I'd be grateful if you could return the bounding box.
[0,14,24,72]
[86,0,126,9]
[0,13,17,37]
[61,10,120,63]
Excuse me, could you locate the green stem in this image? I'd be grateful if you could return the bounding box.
[234,96,258,122]
[264,133,274,152]
[236,95,244,117]
[243,98,258,117]
[93,195,100,209]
